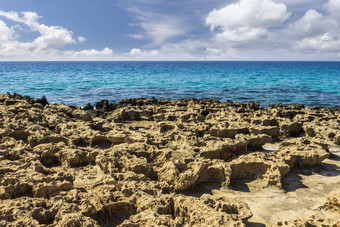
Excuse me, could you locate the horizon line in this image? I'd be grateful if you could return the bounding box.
[1,60,340,62]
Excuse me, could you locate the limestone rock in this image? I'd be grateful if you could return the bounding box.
[33,181,73,199]
[322,192,340,212]
[0,93,339,226]
[173,194,252,226]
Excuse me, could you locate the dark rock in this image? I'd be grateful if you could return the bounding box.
[95,99,114,111]
[82,103,94,110]
[246,101,260,110]
[35,96,49,107]
[333,106,340,112]
[150,97,158,104]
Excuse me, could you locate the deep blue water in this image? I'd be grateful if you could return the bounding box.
[0,61,339,107]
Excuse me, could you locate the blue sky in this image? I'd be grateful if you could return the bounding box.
[0,0,340,60]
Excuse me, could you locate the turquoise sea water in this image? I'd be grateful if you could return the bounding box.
[0,61,339,107]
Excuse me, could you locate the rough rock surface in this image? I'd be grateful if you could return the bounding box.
[273,192,340,227]
[0,93,339,226]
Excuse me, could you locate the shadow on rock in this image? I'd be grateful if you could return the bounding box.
[318,162,340,177]
[282,162,340,192]
[282,171,308,192]
[229,179,251,192]
[329,153,340,161]
[243,220,266,227]
[181,182,223,198]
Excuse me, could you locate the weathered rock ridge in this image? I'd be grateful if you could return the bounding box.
[0,93,339,226]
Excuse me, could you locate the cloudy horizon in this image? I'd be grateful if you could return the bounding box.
[1,0,340,61]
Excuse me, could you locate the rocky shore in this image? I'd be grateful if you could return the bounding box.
[0,93,339,226]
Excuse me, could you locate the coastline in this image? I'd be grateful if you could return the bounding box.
[0,92,339,226]
[1,61,340,108]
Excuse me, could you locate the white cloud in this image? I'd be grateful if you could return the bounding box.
[72,48,113,57]
[128,48,159,58]
[150,50,158,55]
[77,36,87,43]
[200,0,340,58]
[206,0,290,30]
[206,0,290,42]
[215,27,268,42]
[274,0,322,7]
[205,47,237,59]
[0,11,23,23]
[297,33,340,52]
[325,0,340,19]
[0,20,16,42]
[0,11,113,60]
[0,11,76,50]
[127,33,144,39]
[139,19,185,44]
[129,48,142,56]
[286,10,338,39]
[2,1,340,61]
[282,1,340,53]
[127,8,187,45]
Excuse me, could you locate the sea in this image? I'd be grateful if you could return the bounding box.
[0,61,339,107]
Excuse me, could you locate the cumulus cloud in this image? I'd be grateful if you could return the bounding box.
[281,1,340,53]
[129,48,143,56]
[201,0,340,58]
[72,48,113,57]
[286,10,338,39]
[0,10,113,60]
[206,0,290,42]
[215,27,268,42]
[0,11,77,49]
[297,33,340,52]
[325,0,340,19]
[128,48,158,59]
[0,20,16,42]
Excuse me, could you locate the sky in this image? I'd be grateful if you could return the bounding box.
[0,0,340,61]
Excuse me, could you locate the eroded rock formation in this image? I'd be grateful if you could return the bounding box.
[0,93,339,226]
